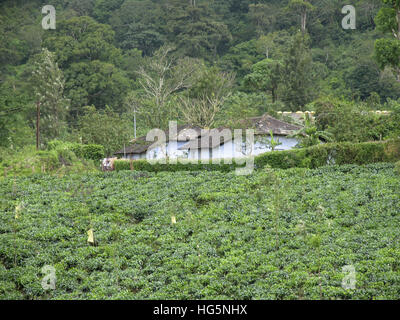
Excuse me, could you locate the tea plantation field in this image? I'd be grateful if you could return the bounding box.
[0,163,399,300]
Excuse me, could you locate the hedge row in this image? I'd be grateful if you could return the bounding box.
[254,140,400,169]
[114,140,400,173]
[114,157,239,172]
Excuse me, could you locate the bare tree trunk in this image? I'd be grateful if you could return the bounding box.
[271,88,277,103]
[301,11,307,34]
[397,9,400,39]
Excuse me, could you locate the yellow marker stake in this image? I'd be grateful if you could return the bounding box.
[87,229,95,244]
[15,205,22,220]
[171,216,176,224]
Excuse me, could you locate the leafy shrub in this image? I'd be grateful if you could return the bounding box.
[48,140,104,161]
[36,151,59,171]
[114,158,242,173]
[0,143,101,178]
[395,161,400,175]
[314,97,397,142]
[81,145,105,161]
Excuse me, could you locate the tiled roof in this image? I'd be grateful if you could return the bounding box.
[239,114,302,135]
[114,115,301,155]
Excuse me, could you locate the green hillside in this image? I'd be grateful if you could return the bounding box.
[1,0,400,155]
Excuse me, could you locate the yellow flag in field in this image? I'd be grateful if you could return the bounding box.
[171,216,176,224]
[15,204,22,219]
[87,229,95,244]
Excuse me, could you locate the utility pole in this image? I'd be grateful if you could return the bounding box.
[133,109,137,139]
[36,101,41,150]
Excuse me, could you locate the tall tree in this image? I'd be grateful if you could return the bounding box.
[374,0,400,81]
[178,66,235,127]
[0,80,33,149]
[287,0,315,34]
[109,0,164,56]
[281,33,315,111]
[136,46,202,128]
[244,59,283,103]
[162,1,232,60]
[43,16,129,115]
[31,48,69,146]
[248,3,276,36]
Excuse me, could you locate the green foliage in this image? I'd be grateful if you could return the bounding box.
[109,0,164,55]
[281,33,316,111]
[80,145,105,161]
[375,39,400,71]
[374,0,400,80]
[0,81,34,149]
[1,163,399,299]
[244,59,282,102]
[395,161,400,174]
[314,97,398,142]
[0,144,100,178]
[114,158,241,173]
[42,16,129,114]
[48,141,105,161]
[219,39,263,80]
[266,130,282,151]
[43,16,120,67]
[31,48,69,146]
[0,2,42,68]
[344,61,381,101]
[255,140,400,169]
[375,7,397,34]
[93,0,124,23]
[77,106,133,157]
[63,60,130,113]
[163,1,232,61]
[217,92,270,127]
[289,113,333,148]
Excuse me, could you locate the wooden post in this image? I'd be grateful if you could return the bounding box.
[36,101,40,150]
[133,110,137,139]
[130,160,133,171]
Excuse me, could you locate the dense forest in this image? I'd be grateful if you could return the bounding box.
[1,0,400,157]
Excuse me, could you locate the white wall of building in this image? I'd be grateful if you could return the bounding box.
[123,135,300,161]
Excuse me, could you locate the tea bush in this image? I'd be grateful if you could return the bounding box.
[0,163,399,300]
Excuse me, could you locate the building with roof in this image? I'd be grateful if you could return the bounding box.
[114,114,302,161]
